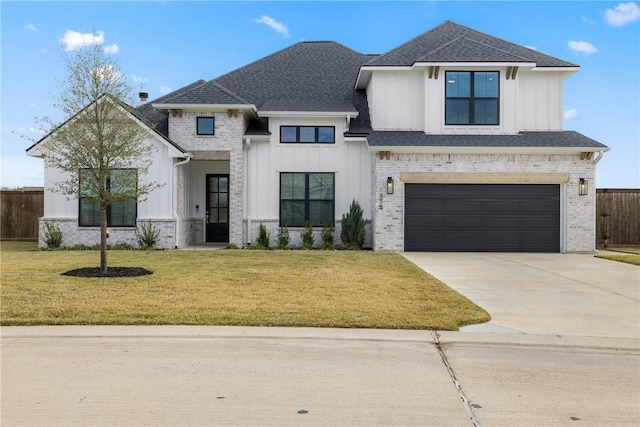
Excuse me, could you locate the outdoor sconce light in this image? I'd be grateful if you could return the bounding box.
[386,177,394,194]
[106,228,111,239]
[579,178,588,196]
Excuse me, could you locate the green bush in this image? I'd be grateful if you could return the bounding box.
[301,222,314,250]
[341,199,365,250]
[256,223,270,249]
[320,225,335,250]
[43,221,63,249]
[225,243,239,250]
[136,222,160,250]
[277,226,290,250]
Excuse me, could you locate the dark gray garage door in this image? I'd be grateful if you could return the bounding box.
[405,184,560,252]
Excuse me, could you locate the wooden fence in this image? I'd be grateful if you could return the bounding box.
[596,189,640,246]
[1,190,44,240]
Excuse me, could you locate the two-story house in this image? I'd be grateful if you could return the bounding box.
[27,21,608,252]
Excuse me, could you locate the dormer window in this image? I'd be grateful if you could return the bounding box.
[197,117,215,135]
[445,71,499,125]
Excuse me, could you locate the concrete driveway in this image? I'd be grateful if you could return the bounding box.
[403,252,640,339]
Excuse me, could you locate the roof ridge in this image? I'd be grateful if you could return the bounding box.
[207,81,252,105]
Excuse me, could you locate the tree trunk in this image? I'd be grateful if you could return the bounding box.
[100,203,108,275]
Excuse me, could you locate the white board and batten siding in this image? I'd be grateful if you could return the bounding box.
[43,134,175,219]
[245,116,372,222]
[366,67,565,134]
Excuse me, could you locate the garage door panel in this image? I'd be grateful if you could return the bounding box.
[405,184,560,252]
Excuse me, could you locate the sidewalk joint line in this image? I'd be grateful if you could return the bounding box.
[432,331,481,427]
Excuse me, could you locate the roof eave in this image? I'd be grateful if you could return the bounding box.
[258,110,359,118]
[152,103,257,112]
[367,145,610,154]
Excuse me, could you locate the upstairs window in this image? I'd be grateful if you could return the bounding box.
[197,117,215,135]
[280,126,335,144]
[79,169,137,227]
[280,172,335,227]
[445,71,499,125]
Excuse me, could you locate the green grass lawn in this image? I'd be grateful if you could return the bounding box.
[0,241,490,330]
[596,246,640,266]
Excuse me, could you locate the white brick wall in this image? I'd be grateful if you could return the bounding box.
[38,218,175,249]
[372,152,596,252]
[169,111,246,247]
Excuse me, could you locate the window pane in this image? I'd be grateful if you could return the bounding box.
[79,169,96,198]
[446,72,470,97]
[445,99,470,125]
[318,127,334,143]
[309,201,334,227]
[110,169,136,195]
[281,126,297,142]
[218,177,228,193]
[280,173,305,199]
[474,99,499,124]
[79,199,100,226]
[474,72,499,97]
[209,193,218,208]
[197,117,215,135]
[219,208,228,224]
[280,200,305,227]
[309,173,334,200]
[299,127,316,143]
[218,193,228,208]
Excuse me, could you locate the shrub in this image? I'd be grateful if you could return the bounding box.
[320,225,335,250]
[341,199,366,250]
[136,221,160,250]
[256,223,270,249]
[110,243,136,250]
[43,221,63,249]
[225,244,239,250]
[301,222,314,249]
[277,226,290,250]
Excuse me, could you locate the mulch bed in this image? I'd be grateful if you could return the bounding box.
[61,267,153,278]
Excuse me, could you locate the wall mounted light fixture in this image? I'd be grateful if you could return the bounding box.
[579,178,588,196]
[386,177,394,194]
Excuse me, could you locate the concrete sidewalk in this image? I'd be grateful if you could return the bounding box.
[2,326,639,426]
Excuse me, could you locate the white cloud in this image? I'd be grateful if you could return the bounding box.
[59,30,105,51]
[94,65,125,84]
[253,15,290,38]
[132,74,149,83]
[159,86,172,95]
[103,44,119,54]
[525,45,537,51]
[564,108,578,120]
[582,15,596,24]
[568,40,598,54]
[605,2,640,26]
[24,23,36,31]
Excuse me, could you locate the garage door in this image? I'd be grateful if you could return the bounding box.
[405,184,560,252]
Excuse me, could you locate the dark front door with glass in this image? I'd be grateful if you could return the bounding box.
[206,174,229,243]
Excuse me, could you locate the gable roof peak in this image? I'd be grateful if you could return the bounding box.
[365,20,577,68]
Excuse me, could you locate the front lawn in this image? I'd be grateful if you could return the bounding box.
[0,242,489,330]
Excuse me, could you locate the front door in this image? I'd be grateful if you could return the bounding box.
[206,174,229,243]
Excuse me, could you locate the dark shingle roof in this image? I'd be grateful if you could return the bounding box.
[211,41,371,130]
[134,80,206,139]
[366,131,608,149]
[259,99,358,113]
[160,81,252,106]
[366,21,577,67]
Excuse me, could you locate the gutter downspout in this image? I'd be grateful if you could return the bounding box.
[173,153,193,248]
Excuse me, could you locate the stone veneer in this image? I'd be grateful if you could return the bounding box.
[371,153,596,252]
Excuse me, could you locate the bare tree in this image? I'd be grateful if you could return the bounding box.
[36,41,160,275]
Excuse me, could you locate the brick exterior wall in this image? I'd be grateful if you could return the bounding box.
[169,111,246,247]
[372,152,596,252]
[38,218,175,249]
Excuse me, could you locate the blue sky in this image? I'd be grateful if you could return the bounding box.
[2,1,639,189]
